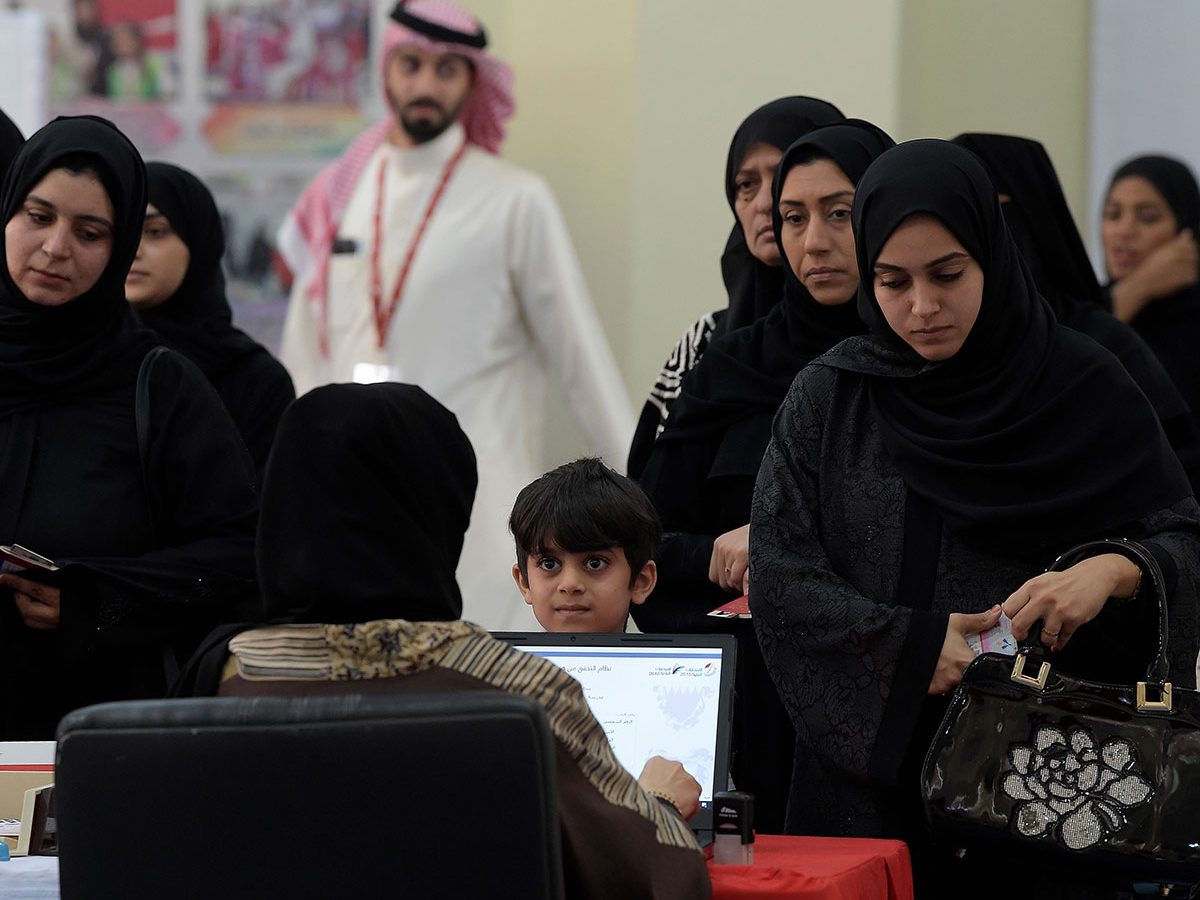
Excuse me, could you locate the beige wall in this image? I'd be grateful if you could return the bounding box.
[898,0,1092,219]
[476,0,1091,468]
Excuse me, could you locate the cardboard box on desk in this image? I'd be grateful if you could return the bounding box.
[0,742,54,820]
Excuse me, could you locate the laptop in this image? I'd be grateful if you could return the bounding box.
[493,631,737,843]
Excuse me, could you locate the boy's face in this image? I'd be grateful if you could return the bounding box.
[513,542,656,634]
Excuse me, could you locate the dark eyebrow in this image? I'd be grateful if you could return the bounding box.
[780,190,854,210]
[874,251,970,272]
[26,193,112,230]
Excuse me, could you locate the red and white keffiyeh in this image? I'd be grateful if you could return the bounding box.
[278,0,515,355]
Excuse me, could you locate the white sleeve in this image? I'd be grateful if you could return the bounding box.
[507,176,636,468]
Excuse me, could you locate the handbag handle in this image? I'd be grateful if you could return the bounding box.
[1032,537,1170,686]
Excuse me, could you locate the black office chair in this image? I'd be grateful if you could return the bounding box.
[55,693,564,900]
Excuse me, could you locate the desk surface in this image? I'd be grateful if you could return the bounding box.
[708,834,913,900]
[0,855,60,898]
[0,835,914,900]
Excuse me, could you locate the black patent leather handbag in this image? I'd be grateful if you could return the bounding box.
[921,538,1200,886]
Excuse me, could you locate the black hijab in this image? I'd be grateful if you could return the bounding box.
[653,122,890,462]
[953,132,1109,316]
[133,162,262,379]
[719,96,844,334]
[823,139,1189,558]
[0,115,156,411]
[256,383,477,625]
[0,108,22,181]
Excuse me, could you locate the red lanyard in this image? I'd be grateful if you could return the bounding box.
[369,138,468,348]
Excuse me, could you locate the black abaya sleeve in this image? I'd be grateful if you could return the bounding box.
[749,371,949,785]
[215,349,296,483]
[1067,306,1200,492]
[61,350,258,651]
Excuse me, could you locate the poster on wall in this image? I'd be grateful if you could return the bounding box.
[201,0,372,156]
[40,0,183,152]
[10,0,387,352]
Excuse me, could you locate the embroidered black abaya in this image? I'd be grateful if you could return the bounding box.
[1105,154,1200,419]
[750,140,1199,897]
[134,162,294,480]
[636,121,891,833]
[627,97,844,477]
[953,134,1200,490]
[0,117,258,739]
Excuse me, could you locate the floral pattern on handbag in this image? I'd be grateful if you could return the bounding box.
[1000,724,1154,850]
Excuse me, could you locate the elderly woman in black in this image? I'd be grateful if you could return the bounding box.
[127,162,294,480]
[0,116,257,739]
[751,140,1199,896]
[627,96,844,477]
[636,121,893,831]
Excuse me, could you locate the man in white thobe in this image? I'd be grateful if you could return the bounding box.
[276,0,633,630]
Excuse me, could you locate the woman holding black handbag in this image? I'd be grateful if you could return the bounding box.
[749,139,1200,896]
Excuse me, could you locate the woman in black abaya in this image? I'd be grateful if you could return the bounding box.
[636,121,892,831]
[175,383,712,900]
[0,116,258,739]
[1102,154,1200,416]
[627,96,844,477]
[751,140,1199,896]
[953,133,1200,489]
[127,162,295,480]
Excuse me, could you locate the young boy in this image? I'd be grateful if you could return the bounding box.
[509,458,659,633]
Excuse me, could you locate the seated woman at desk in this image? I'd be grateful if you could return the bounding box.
[750,140,1200,897]
[178,382,710,900]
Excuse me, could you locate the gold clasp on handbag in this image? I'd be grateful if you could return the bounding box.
[1010,652,1051,690]
[1136,681,1173,712]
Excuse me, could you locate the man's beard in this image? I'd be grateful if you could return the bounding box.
[392,96,466,145]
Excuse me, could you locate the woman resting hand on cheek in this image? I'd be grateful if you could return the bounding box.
[749,139,1200,898]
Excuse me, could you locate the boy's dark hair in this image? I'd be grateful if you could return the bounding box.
[509,458,661,586]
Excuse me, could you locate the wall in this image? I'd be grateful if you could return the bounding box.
[1089,0,1200,266]
[482,0,904,464]
[898,0,1092,223]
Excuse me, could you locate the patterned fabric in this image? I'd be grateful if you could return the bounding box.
[228,619,701,852]
[1000,724,1153,851]
[645,311,721,435]
[277,0,515,353]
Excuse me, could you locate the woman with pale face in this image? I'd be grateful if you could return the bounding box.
[751,140,1198,895]
[627,96,844,480]
[1102,155,1200,416]
[128,162,294,479]
[0,117,258,739]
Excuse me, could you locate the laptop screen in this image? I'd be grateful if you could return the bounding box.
[493,632,737,834]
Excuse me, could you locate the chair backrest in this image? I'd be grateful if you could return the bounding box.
[55,692,564,900]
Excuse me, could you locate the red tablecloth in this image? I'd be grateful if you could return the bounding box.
[708,834,913,900]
